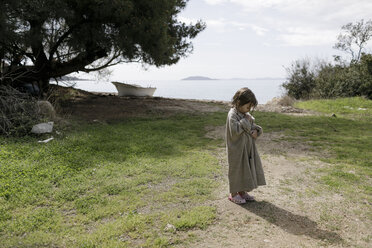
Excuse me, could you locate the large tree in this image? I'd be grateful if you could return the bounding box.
[0,0,205,92]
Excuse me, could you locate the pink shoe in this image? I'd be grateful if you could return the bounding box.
[228,194,246,204]
[239,192,255,202]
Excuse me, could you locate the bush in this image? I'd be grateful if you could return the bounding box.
[358,54,372,99]
[312,64,341,98]
[283,54,372,100]
[313,55,372,99]
[0,85,41,136]
[282,58,317,99]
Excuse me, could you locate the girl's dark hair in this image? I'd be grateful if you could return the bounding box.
[231,87,258,108]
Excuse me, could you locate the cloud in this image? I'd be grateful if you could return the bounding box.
[250,25,269,36]
[203,0,227,5]
[206,19,269,35]
[278,28,338,46]
[204,0,372,23]
[204,0,372,15]
[177,16,200,25]
[231,22,269,36]
[203,0,293,10]
[205,19,228,32]
[202,0,372,46]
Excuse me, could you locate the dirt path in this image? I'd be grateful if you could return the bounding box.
[186,128,369,248]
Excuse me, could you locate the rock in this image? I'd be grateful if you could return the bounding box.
[164,223,176,232]
[31,122,54,134]
[37,101,56,120]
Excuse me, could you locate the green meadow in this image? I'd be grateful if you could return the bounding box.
[0,97,371,247]
[0,113,226,247]
[295,97,372,122]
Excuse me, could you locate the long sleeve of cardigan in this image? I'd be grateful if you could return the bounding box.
[228,112,252,137]
[252,123,263,137]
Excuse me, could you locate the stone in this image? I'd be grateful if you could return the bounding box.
[31,122,54,134]
[37,101,56,120]
[164,223,176,232]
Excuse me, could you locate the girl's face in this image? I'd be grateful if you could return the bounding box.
[238,103,253,113]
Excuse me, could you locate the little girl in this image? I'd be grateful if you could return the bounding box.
[226,87,266,204]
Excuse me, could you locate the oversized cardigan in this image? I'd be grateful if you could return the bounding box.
[225,108,266,193]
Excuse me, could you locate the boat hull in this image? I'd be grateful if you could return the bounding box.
[111,82,156,97]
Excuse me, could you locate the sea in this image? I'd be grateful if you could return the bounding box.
[53,79,285,104]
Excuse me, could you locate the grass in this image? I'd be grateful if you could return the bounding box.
[256,97,371,200]
[1,96,371,247]
[294,96,372,121]
[0,113,226,247]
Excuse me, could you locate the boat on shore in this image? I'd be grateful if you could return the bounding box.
[111,81,156,97]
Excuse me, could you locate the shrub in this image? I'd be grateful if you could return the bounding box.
[282,58,317,99]
[313,55,372,99]
[357,54,372,99]
[0,85,41,136]
[283,54,372,100]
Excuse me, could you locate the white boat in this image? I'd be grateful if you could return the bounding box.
[111,81,156,97]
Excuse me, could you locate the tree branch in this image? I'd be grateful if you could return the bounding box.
[49,26,76,61]
[29,20,49,69]
[48,48,108,78]
[80,52,122,72]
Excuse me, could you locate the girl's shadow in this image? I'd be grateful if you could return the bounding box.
[240,200,343,244]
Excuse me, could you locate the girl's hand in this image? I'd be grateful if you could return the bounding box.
[245,115,252,122]
[250,130,258,139]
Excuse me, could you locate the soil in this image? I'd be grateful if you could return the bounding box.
[54,86,228,121]
[56,88,370,248]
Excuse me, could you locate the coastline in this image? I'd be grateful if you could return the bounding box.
[51,78,284,104]
[54,86,306,122]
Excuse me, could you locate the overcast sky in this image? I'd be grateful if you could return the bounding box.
[108,0,372,81]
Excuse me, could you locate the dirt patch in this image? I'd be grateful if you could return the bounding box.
[52,86,319,122]
[54,87,228,121]
[52,86,318,122]
[254,96,318,116]
[189,128,371,248]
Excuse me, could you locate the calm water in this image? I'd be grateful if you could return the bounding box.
[54,79,285,104]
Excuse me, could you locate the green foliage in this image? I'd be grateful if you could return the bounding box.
[358,54,372,98]
[283,54,372,99]
[282,58,316,99]
[0,0,205,89]
[283,19,372,100]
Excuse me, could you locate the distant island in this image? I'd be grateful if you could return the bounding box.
[181,76,216,80]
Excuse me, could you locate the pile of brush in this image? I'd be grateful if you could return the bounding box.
[0,85,40,136]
